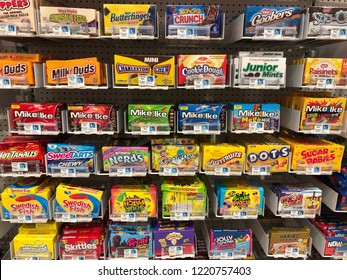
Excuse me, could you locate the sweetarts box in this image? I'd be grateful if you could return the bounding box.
[177,103,227,133]
[166,5,222,38]
[243,6,302,37]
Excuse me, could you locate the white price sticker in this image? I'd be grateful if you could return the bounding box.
[317,78,334,88]
[160,167,179,176]
[285,247,299,258]
[264,28,282,39]
[124,249,138,258]
[306,166,321,175]
[249,79,266,89]
[251,166,268,175]
[343,252,347,260]
[214,167,230,176]
[178,28,194,39]
[232,211,248,219]
[290,210,304,217]
[117,167,133,177]
[17,215,33,223]
[169,246,183,256]
[121,213,136,222]
[81,122,98,133]
[25,257,39,260]
[313,124,330,134]
[71,256,86,260]
[249,122,264,132]
[331,28,347,39]
[193,124,209,134]
[0,24,17,35]
[68,75,85,87]
[138,75,155,87]
[62,214,77,223]
[140,125,157,135]
[52,25,71,36]
[11,162,28,172]
[0,78,11,88]
[24,124,41,135]
[174,212,190,221]
[60,168,77,177]
[120,27,137,39]
[193,78,211,89]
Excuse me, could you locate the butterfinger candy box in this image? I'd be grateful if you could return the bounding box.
[114,55,175,87]
[178,55,227,86]
[46,57,106,85]
[166,5,222,38]
[103,4,156,36]
[127,104,175,133]
[68,104,118,133]
[243,6,302,37]
[10,102,66,133]
[229,103,280,132]
[39,6,99,36]
[0,0,37,33]
[178,103,226,133]
[154,221,195,258]
[210,229,252,257]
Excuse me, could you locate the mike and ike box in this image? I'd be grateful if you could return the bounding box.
[114,55,175,87]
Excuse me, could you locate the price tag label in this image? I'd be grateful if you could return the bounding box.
[232,211,248,219]
[68,75,85,87]
[331,28,347,39]
[120,27,137,39]
[81,122,97,133]
[285,247,299,258]
[16,215,33,223]
[249,122,264,132]
[140,125,157,135]
[124,249,138,258]
[25,257,39,260]
[214,167,230,176]
[71,256,86,260]
[0,78,11,88]
[251,166,268,175]
[249,79,266,89]
[306,166,321,175]
[160,167,179,176]
[290,210,304,217]
[263,28,282,39]
[193,78,211,89]
[169,246,183,256]
[178,28,194,39]
[174,212,190,221]
[343,252,347,260]
[317,78,334,88]
[11,162,28,172]
[0,24,17,35]
[62,214,77,223]
[313,124,330,134]
[52,25,71,36]
[220,252,234,259]
[60,168,77,177]
[138,75,155,87]
[121,213,136,222]
[193,124,209,134]
[117,167,133,177]
[24,124,41,135]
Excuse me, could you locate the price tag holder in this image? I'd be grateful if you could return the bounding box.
[120,213,136,222]
[62,214,77,223]
[140,125,157,135]
[0,78,11,88]
[178,27,194,39]
[331,28,347,39]
[60,168,77,177]
[124,249,138,258]
[68,75,85,87]
[285,247,299,258]
[160,167,179,176]
[249,122,264,132]
[290,210,304,218]
[120,27,137,39]
[53,25,71,36]
[193,124,209,134]
[24,124,42,135]
[0,24,17,35]
[16,215,33,223]
[214,167,230,176]
[81,122,98,133]
[169,246,183,256]
[313,124,330,134]
[251,166,269,175]
[317,78,334,88]
[306,166,321,175]
[249,78,266,89]
[11,162,28,172]
[174,212,190,221]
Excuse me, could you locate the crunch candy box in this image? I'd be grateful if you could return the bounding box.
[166,5,222,38]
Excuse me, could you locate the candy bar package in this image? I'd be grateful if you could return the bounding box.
[166,5,222,38]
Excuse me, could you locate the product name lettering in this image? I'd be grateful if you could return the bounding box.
[0,150,38,159]
[128,236,150,248]
[153,65,171,75]
[174,9,204,25]
[63,200,92,213]
[70,112,108,120]
[116,63,150,74]
[110,12,151,23]
[49,13,87,24]
[14,110,53,119]
[123,196,146,212]
[64,243,97,252]
[280,194,303,208]
[216,235,235,246]
[208,152,242,166]
[248,147,289,163]
[0,0,30,10]
[182,65,224,77]
[251,8,294,26]
[232,191,251,209]
[19,245,48,255]
[10,202,39,214]
[182,111,218,120]
[301,149,335,165]
[108,153,144,166]
[130,109,167,118]
[0,63,27,76]
[305,105,343,113]
[51,64,96,80]
[242,63,283,78]
[46,151,94,160]
[238,109,276,123]
[160,153,198,165]
[313,11,347,25]
[309,67,338,76]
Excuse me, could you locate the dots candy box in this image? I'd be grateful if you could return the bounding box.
[127,104,175,132]
[177,54,227,86]
[271,183,322,216]
[243,6,302,37]
[111,179,157,218]
[103,4,156,36]
[229,103,280,132]
[307,7,347,37]
[114,55,175,87]
[151,143,200,173]
[10,102,65,133]
[67,103,118,133]
[39,6,99,36]
[0,0,36,33]
[215,179,264,217]
[161,177,206,218]
[153,221,195,258]
[166,5,222,38]
[109,222,153,258]
[54,182,104,219]
[210,229,252,257]
[1,177,59,220]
